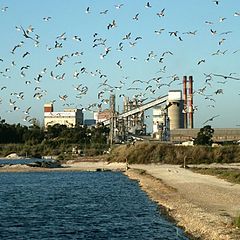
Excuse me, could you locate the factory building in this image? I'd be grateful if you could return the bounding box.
[152,106,169,140]
[123,96,146,135]
[152,76,193,139]
[94,109,111,123]
[44,103,83,128]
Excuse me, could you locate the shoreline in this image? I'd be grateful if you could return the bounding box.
[124,166,240,240]
[1,161,240,239]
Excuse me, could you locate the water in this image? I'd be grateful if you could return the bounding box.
[0,158,51,165]
[0,171,189,240]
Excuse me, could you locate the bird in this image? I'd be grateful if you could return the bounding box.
[1,6,8,12]
[157,8,165,17]
[116,60,123,69]
[85,7,90,14]
[154,29,165,35]
[219,17,226,22]
[107,20,117,29]
[56,32,66,41]
[205,21,214,25]
[23,107,31,115]
[214,89,223,94]
[218,38,225,45]
[115,4,124,9]
[210,29,217,35]
[100,9,108,14]
[197,59,205,65]
[11,41,24,54]
[169,31,178,37]
[20,25,37,42]
[59,94,68,101]
[183,30,197,35]
[145,2,152,8]
[122,32,131,40]
[213,1,219,5]
[43,16,51,21]
[133,13,139,20]
[202,115,220,125]
[72,35,82,41]
[22,51,30,58]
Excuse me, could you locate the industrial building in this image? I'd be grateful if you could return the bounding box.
[43,75,240,144]
[170,128,240,144]
[44,103,83,128]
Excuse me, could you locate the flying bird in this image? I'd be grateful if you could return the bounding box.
[43,16,51,21]
[202,115,220,125]
[115,4,124,9]
[116,60,123,69]
[20,26,37,42]
[133,13,139,20]
[197,59,205,65]
[157,8,165,17]
[145,2,152,8]
[85,7,90,14]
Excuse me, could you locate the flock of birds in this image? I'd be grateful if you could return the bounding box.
[0,1,240,127]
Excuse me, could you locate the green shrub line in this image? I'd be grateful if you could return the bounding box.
[107,142,240,164]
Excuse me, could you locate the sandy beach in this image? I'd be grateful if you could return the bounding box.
[1,161,240,239]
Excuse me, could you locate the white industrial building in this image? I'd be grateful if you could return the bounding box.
[152,90,184,140]
[44,103,83,128]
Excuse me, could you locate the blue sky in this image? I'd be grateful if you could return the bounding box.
[0,0,240,129]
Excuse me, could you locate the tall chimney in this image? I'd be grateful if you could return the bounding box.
[188,76,193,128]
[183,76,188,128]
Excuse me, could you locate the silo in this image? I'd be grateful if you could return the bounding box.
[168,90,184,130]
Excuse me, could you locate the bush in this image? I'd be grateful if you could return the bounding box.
[107,142,240,164]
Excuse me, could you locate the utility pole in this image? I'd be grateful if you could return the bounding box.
[109,94,116,148]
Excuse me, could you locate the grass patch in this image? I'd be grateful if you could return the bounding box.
[234,215,240,228]
[190,167,240,184]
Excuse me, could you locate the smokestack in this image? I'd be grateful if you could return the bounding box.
[183,76,188,128]
[188,76,194,128]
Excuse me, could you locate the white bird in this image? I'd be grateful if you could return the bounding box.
[203,115,220,125]
[133,13,139,20]
[116,60,123,69]
[115,4,124,9]
[145,2,152,8]
[85,7,90,14]
[43,16,51,21]
[219,17,226,22]
[157,8,165,17]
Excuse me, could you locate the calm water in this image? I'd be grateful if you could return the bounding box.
[0,171,189,240]
[0,158,51,165]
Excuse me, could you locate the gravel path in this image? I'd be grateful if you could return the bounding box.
[126,164,240,240]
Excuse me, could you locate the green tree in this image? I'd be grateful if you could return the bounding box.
[194,125,214,146]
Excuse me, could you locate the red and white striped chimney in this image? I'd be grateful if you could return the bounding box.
[188,76,193,129]
[183,76,188,128]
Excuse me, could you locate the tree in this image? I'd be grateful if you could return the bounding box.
[194,125,214,146]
